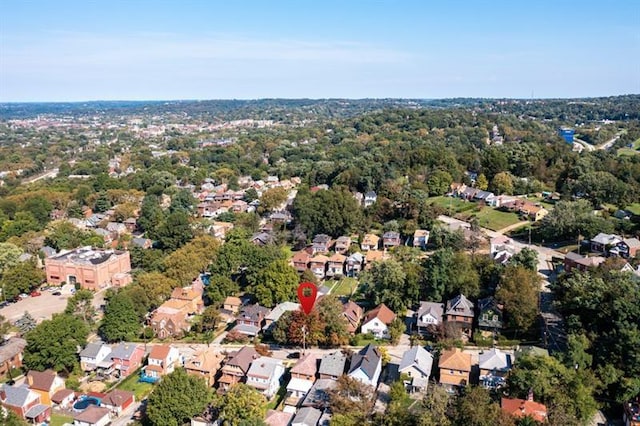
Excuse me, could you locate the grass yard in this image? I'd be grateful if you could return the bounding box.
[472,208,522,231]
[116,370,155,400]
[626,203,640,216]
[617,137,640,156]
[331,278,358,297]
[427,196,476,214]
[50,413,74,426]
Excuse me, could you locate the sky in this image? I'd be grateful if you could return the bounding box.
[0,0,639,101]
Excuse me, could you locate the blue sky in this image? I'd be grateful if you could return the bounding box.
[1,0,639,101]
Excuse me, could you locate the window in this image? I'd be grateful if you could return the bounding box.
[50,275,60,280]
[493,315,498,321]
[482,314,488,320]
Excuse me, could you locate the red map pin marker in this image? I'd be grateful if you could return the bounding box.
[297,282,318,314]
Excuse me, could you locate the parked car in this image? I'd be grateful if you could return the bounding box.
[52,291,62,296]
[30,291,41,297]
[18,293,29,300]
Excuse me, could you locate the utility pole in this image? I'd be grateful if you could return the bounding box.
[301,325,307,356]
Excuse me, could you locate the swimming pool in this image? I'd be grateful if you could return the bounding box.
[73,395,101,411]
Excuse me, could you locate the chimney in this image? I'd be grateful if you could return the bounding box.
[527,388,534,402]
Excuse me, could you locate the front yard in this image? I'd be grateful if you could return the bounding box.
[472,208,522,231]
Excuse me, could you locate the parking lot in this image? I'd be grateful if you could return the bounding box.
[0,290,73,323]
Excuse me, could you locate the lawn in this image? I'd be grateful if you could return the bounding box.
[471,208,522,231]
[116,370,155,400]
[427,196,476,214]
[617,137,640,156]
[50,413,73,426]
[330,278,358,297]
[626,203,640,216]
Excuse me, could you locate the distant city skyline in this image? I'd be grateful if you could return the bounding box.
[1,0,639,102]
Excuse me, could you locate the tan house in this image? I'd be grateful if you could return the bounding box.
[223,296,242,313]
[361,234,380,251]
[44,247,131,290]
[291,251,312,273]
[25,370,65,406]
[438,348,472,388]
[334,236,352,254]
[326,253,346,277]
[169,287,204,314]
[185,349,225,387]
[309,255,329,280]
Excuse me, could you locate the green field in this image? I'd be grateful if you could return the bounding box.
[470,208,522,231]
[626,203,640,215]
[617,137,640,156]
[331,278,358,297]
[427,196,476,214]
[116,371,155,400]
[50,413,73,426]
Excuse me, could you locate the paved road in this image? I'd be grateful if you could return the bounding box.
[597,132,623,150]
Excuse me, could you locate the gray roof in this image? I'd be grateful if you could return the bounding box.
[348,344,381,380]
[0,337,26,364]
[25,403,49,419]
[313,234,331,244]
[247,356,283,380]
[416,301,444,326]
[131,237,152,248]
[347,252,364,263]
[80,341,108,358]
[264,302,300,323]
[445,294,474,318]
[292,406,322,426]
[0,383,33,407]
[478,348,512,371]
[232,323,261,336]
[398,346,433,377]
[624,237,640,248]
[110,343,140,360]
[318,351,347,378]
[301,379,336,408]
[591,233,622,245]
[40,246,57,257]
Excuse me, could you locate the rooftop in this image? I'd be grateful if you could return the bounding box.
[48,246,126,265]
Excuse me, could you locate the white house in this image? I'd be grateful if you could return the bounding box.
[79,342,112,372]
[143,344,181,379]
[246,357,285,399]
[348,344,382,387]
[415,301,444,335]
[364,191,377,208]
[360,304,396,339]
[398,346,434,393]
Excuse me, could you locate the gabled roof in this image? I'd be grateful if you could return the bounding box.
[110,343,141,360]
[342,301,363,325]
[265,302,300,323]
[501,397,547,423]
[309,254,329,264]
[477,297,503,328]
[623,237,640,248]
[478,348,512,371]
[312,234,332,244]
[26,370,59,392]
[591,233,622,245]
[328,253,346,263]
[438,348,471,372]
[73,406,111,423]
[0,337,26,364]
[247,356,283,379]
[347,252,364,263]
[51,388,75,403]
[148,344,174,361]
[318,351,347,377]
[383,231,400,239]
[445,294,474,318]
[399,346,433,377]
[292,251,312,263]
[301,379,336,408]
[293,406,322,425]
[226,346,259,372]
[102,389,134,407]
[184,349,224,373]
[0,383,35,407]
[291,354,319,377]
[416,301,444,323]
[223,296,242,307]
[362,234,380,245]
[363,303,396,326]
[348,344,381,380]
[237,304,271,322]
[265,410,294,426]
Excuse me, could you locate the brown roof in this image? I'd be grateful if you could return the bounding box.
[223,296,242,307]
[292,251,312,263]
[185,350,224,373]
[438,348,472,372]
[328,253,346,263]
[365,250,387,263]
[363,303,396,326]
[265,409,294,426]
[149,344,172,361]
[501,397,548,422]
[291,354,319,377]
[309,255,329,264]
[145,364,164,373]
[26,370,58,392]
[0,338,26,364]
[74,406,111,424]
[226,346,259,372]
[51,388,75,403]
[102,389,134,407]
[170,287,201,301]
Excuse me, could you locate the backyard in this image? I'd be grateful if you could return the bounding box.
[50,413,74,426]
[115,370,155,400]
[330,277,358,297]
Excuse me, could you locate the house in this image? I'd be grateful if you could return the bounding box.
[79,341,112,372]
[101,389,135,416]
[264,302,300,331]
[445,294,474,339]
[233,304,271,337]
[149,303,192,338]
[105,222,128,237]
[301,379,336,409]
[110,343,144,378]
[44,247,131,290]
[501,395,548,423]
[285,354,318,408]
[348,344,382,387]
[364,191,377,208]
[438,348,472,389]
[308,255,329,280]
[124,217,137,232]
[361,304,397,339]
[0,383,50,423]
[25,370,65,405]
[623,396,640,426]
[265,409,294,426]
[564,252,606,273]
[342,301,364,334]
[413,229,430,250]
[590,233,622,254]
[219,346,260,392]
[312,234,332,254]
[184,349,224,387]
[223,296,242,314]
[610,238,640,258]
[292,251,312,273]
[345,252,364,277]
[142,345,181,381]
[209,221,234,240]
[334,236,352,254]
[292,406,322,426]
[246,356,285,398]
[326,253,346,277]
[398,346,434,393]
[479,348,512,389]
[364,249,389,268]
[318,351,347,380]
[490,235,518,264]
[51,388,75,409]
[73,405,111,426]
[130,237,153,249]
[0,337,26,377]
[415,301,444,336]
[360,234,380,251]
[477,297,504,337]
[251,232,274,246]
[170,286,204,314]
[382,231,401,249]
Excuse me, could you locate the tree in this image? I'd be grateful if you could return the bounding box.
[491,172,514,195]
[23,313,89,373]
[258,187,288,212]
[22,196,52,226]
[360,259,408,312]
[199,306,221,333]
[0,260,45,301]
[135,272,179,307]
[416,384,452,426]
[138,195,165,235]
[328,375,376,423]
[273,309,324,346]
[0,314,11,339]
[205,274,240,305]
[64,289,96,324]
[249,259,298,308]
[539,199,613,241]
[316,294,350,346]
[388,317,406,345]
[422,249,480,301]
[164,235,221,286]
[0,409,29,426]
[476,173,489,191]
[146,368,211,426]
[99,292,141,342]
[212,383,266,426]
[454,386,515,426]
[292,186,363,237]
[15,311,36,334]
[93,192,111,213]
[169,189,196,213]
[510,247,538,271]
[0,242,22,275]
[427,170,453,196]
[496,265,540,332]
[155,211,194,251]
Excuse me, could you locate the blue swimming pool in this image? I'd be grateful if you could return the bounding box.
[73,396,101,411]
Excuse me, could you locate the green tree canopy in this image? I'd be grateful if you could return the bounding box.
[212,383,266,426]
[99,291,141,342]
[248,259,298,308]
